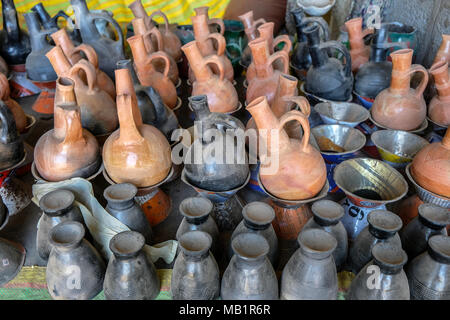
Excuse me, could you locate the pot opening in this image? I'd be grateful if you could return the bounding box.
[232,233,269,260]
[58,77,74,87]
[418,204,450,226]
[179,197,213,218]
[372,242,407,267]
[110,231,145,255]
[50,221,84,247]
[368,210,402,232]
[180,231,211,253]
[311,200,344,221]
[299,229,336,253]
[429,235,450,259]
[40,189,75,214]
[243,202,275,225]
[430,60,448,73]
[104,183,137,202]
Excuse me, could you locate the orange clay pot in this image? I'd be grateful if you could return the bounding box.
[411,126,450,198]
[428,61,450,126]
[51,28,115,99]
[397,194,423,227]
[34,77,101,181]
[247,96,326,200]
[102,68,172,188]
[371,49,428,131]
[239,10,266,41]
[194,6,225,35]
[0,73,26,133]
[433,34,450,65]
[345,17,374,73]
[269,199,312,241]
[182,40,238,113]
[127,34,178,109]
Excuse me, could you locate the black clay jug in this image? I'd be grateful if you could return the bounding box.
[354,27,394,100]
[291,7,329,81]
[24,12,57,82]
[184,95,249,192]
[0,0,31,65]
[116,60,179,140]
[70,0,125,79]
[0,101,24,170]
[304,24,353,101]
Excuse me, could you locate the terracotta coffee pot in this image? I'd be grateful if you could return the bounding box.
[428,61,450,126]
[51,28,115,99]
[247,96,326,200]
[246,22,292,84]
[131,18,179,86]
[345,17,374,73]
[410,126,450,198]
[34,77,101,181]
[246,38,289,105]
[182,40,238,113]
[102,69,172,187]
[0,73,26,133]
[127,34,178,109]
[238,10,266,68]
[193,6,225,35]
[433,34,450,65]
[371,49,428,131]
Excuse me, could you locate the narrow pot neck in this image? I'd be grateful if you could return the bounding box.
[418,214,447,231]
[431,64,450,99]
[182,42,212,82]
[107,198,135,211]
[185,214,209,225]
[244,219,270,231]
[116,59,140,86]
[368,224,397,239]
[249,40,274,78]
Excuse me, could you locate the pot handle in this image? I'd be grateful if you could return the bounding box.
[0,102,18,144]
[148,10,170,34]
[71,44,99,69]
[60,105,85,145]
[303,17,330,41]
[407,64,429,98]
[273,35,292,55]
[253,18,267,29]
[203,55,225,81]
[68,59,97,93]
[0,73,11,101]
[278,109,311,152]
[206,33,226,57]
[267,50,289,74]
[146,27,164,52]
[136,86,169,124]
[283,96,311,117]
[89,12,124,45]
[117,94,144,143]
[147,51,171,78]
[362,27,375,38]
[209,18,225,35]
[320,40,352,78]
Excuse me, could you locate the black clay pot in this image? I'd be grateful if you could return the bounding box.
[0,102,24,171]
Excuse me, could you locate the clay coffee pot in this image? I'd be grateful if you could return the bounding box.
[129,0,182,62]
[102,68,172,188]
[433,34,450,65]
[246,38,289,105]
[304,24,353,102]
[51,28,115,99]
[24,12,57,82]
[411,127,450,198]
[70,0,125,80]
[34,77,101,181]
[0,0,31,65]
[127,34,178,109]
[246,22,292,84]
[181,40,238,113]
[0,72,27,133]
[193,6,225,34]
[371,49,428,131]
[238,10,266,68]
[345,17,374,73]
[428,61,450,126]
[0,102,24,171]
[247,96,326,200]
[131,18,179,86]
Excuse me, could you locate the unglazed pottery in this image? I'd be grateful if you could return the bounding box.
[371,49,428,131]
[34,77,101,181]
[238,10,266,68]
[0,73,27,133]
[0,237,25,286]
[433,34,450,65]
[194,6,225,35]
[428,61,450,126]
[0,101,24,171]
[345,17,374,73]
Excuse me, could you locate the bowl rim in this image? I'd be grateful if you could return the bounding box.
[314,101,370,124]
[311,124,367,156]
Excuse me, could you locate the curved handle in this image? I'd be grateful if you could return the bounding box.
[52,10,71,25]
[268,50,289,74]
[253,18,266,29]
[0,73,11,101]
[148,10,170,34]
[273,34,292,54]
[407,64,429,98]
[146,27,164,52]
[147,51,170,77]
[71,44,99,69]
[89,12,124,44]
[137,86,169,123]
[206,33,226,56]
[320,40,352,77]
[362,27,375,38]
[283,96,311,117]
[209,18,225,35]
[61,106,85,145]
[303,17,329,41]
[68,59,97,92]
[278,110,310,151]
[202,55,225,81]
[0,102,18,144]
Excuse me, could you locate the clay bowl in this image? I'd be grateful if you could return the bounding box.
[369,113,429,134]
[31,161,104,183]
[297,0,336,16]
[314,101,369,127]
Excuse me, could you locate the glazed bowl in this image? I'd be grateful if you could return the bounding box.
[314,102,369,127]
[297,0,336,16]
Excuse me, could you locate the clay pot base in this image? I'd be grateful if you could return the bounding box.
[369,113,428,134]
[405,163,450,208]
[31,161,104,183]
[186,79,238,87]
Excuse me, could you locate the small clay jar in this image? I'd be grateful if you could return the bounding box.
[51,28,115,99]
[345,17,374,73]
[104,231,160,300]
[433,34,450,65]
[46,221,106,300]
[0,73,27,133]
[36,189,85,260]
[406,235,450,300]
[428,61,450,126]
[102,73,172,188]
[349,210,403,274]
[104,183,153,245]
[175,197,219,255]
[348,242,410,300]
[221,233,278,300]
[181,41,238,113]
[400,204,449,261]
[410,127,450,197]
[0,101,24,170]
[371,49,428,131]
[303,200,348,271]
[229,202,278,266]
[280,229,338,300]
[238,10,266,68]
[127,34,178,109]
[131,18,179,86]
[34,77,101,181]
